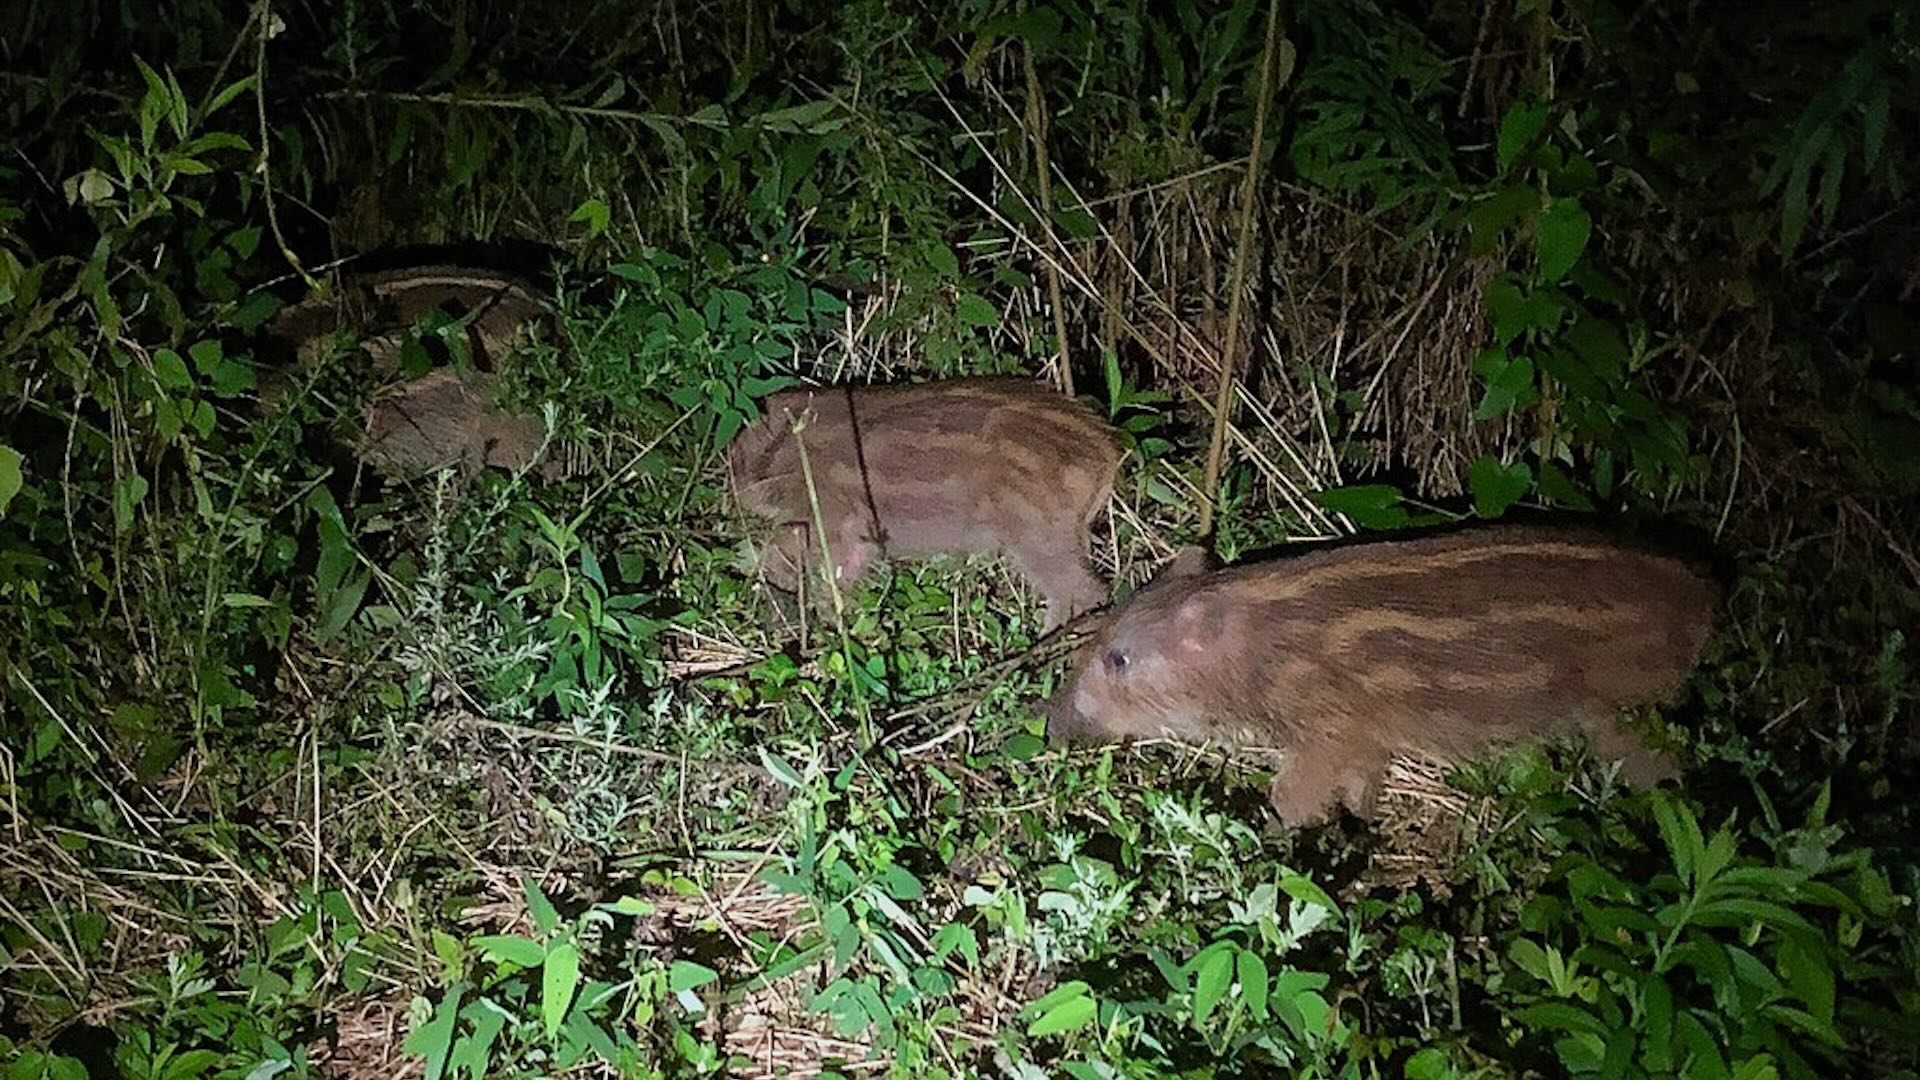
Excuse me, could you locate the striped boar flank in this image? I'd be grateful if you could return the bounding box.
[1043,526,1718,827]
[727,377,1125,630]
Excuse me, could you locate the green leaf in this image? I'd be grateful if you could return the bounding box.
[1467,456,1531,517]
[1191,946,1235,1026]
[153,348,193,390]
[523,877,562,936]
[1467,185,1540,254]
[759,748,804,788]
[403,981,465,1080]
[601,896,655,917]
[570,198,610,238]
[955,293,998,328]
[1003,733,1044,762]
[876,864,924,901]
[1535,461,1594,510]
[926,243,960,280]
[1643,974,1675,1071]
[1404,1048,1451,1080]
[1498,100,1549,173]
[204,75,257,118]
[1312,484,1409,529]
[1516,1001,1607,1036]
[1027,994,1096,1037]
[1863,85,1890,170]
[1486,279,1530,345]
[472,934,544,968]
[669,959,719,993]
[0,445,21,517]
[1472,350,1536,420]
[450,999,508,1080]
[1651,794,1704,885]
[930,922,979,968]
[542,940,580,1037]
[1022,980,1090,1024]
[1536,199,1592,282]
[113,474,149,534]
[1277,874,1341,915]
[1236,949,1269,1021]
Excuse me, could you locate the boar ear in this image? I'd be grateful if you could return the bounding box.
[1134,545,1213,599]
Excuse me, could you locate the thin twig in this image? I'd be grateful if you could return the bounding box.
[1198,0,1287,540]
[1023,43,1074,398]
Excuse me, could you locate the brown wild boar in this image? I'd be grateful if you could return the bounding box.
[1043,526,1717,827]
[266,265,549,372]
[727,377,1125,631]
[360,368,562,480]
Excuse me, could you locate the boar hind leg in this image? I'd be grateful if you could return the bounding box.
[1585,718,1678,789]
[1267,738,1391,828]
[1011,540,1108,633]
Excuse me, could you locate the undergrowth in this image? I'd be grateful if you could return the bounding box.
[3,1,1919,1078]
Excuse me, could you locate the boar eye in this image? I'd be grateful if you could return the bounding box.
[1103,647,1130,673]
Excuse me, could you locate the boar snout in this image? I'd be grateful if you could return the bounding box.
[1040,687,1092,745]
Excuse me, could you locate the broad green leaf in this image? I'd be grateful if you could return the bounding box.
[1536,199,1592,282]
[1651,794,1704,885]
[1535,462,1594,510]
[472,934,544,968]
[876,864,924,901]
[1002,733,1044,762]
[1777,936,1835,1024]
[1312,483,1409,530]
[523,877,562,936]
[113,474,149,534]
[1730,1055,1782,1080]
[1472,350,1536,420]
[1405,1048,1451,1080]
[542,940,580,1037]
[403,981,465,1080]
[1498,99,1549,172]
[931,922,979,968]
[0,445,21,516]
[1863,85,1890,170]
[1467,456,1531,518]
[926,243,960,280]
[1236,949,1269,1021]
[1467,185,1540,254]
[1643,974,1675,1072]
[1516,1001,1607,1036]
[955,293,998,328]
[1191,946,1235,1026]
[1023,980,1090,1019]
[153,348,193,390]
[1509,938,1554,983]
[1027,994,1096,1037]
[570,198,610,238]
[759,748,804,788]
[1486,279,1530,345]
[449,999,508,1080]
[205,75,257,118]
[669,959,719,993]
[1277,874,1340,916]
[601,896,655,917]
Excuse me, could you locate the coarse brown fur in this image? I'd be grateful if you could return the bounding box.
[359,368,561,479]
[1043,525,1719,826]
[263,264,561,482]
[726,376,1125,631]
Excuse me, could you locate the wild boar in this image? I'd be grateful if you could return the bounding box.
[356,266,550,372]
[359,368,562,480]
[1043,526,1718,826]
[727,376,1125,631]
